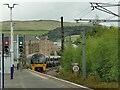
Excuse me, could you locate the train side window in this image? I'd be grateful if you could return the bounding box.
[50,58,52,61]
[54,58,57,61]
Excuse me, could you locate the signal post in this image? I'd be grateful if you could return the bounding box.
[18,36,24,71]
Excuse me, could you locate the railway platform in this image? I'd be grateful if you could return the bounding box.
[3,69,92,90]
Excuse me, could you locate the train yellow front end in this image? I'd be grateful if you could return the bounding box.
[26,53,47,73]
[31,64,46,72]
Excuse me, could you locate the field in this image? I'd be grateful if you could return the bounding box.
[3,30,49,36]
[2,20,81,36]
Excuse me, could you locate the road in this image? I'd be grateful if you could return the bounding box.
[4,69,92,90]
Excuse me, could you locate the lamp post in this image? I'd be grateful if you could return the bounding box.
[3,4,18,79]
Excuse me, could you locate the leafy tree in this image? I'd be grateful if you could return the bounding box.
[61,25,118,82]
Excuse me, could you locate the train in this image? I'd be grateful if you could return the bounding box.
[26,53,47,72]
[26,53,61,72]
[46,55,61,67]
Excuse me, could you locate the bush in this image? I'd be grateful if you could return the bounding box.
[62,25,118,82]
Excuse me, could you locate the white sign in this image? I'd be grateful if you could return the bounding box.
[73,65,79,72]
[54,42,61,46]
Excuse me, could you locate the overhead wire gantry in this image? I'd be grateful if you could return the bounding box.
[74,2,120,23]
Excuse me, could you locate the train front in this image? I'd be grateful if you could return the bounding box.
[31,54,46,72]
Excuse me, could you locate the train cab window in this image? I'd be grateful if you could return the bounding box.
[31,60,33,64]
[39,56,46,63]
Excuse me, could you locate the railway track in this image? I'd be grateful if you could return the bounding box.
[44,66,60,76]
[46,66,59,72]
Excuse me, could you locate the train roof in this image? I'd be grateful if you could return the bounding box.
[49,55,61,58]
[26,53,45,58]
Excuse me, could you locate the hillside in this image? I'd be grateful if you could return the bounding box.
[46,25,93,41]
[2,20,81,31]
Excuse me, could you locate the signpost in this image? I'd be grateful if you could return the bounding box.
[72,63,79,77]
[73,65,79,72]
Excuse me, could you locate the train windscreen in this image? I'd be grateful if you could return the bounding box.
[31,54,46,64]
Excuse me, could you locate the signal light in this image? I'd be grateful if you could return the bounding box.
[5,41,8,45]
[19,37,24,46]
[19,46,23,53]
[19,37,24,53]
[19,41,23,45]
[4,46,9,54]
[4,37,9,54]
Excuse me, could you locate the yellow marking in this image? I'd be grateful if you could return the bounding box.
[31,64,47,72]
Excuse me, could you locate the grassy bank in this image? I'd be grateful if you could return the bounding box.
[60,25,119,89]
[57,69,118,89]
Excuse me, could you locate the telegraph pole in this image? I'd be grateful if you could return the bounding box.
[61,16,64,52]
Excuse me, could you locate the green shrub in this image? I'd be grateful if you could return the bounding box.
[62,25,118,82]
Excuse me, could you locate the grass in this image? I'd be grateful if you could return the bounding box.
[2,30,48,36]
[71,35,80,41]
[57,35,80,42]
[2,20,93,37]
[2,20,81,31]
[57,69,119,89]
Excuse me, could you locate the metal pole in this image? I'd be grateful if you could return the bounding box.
[10,7,14,79]
[44,37,46,56]
[3,3,18,79]
[1,34,4,89]
[29,40,31,54]
[23,35,26,66]
[17,35,19,70]
[118,1,120,88]
[82,30,86,80]
[0,23,1,88]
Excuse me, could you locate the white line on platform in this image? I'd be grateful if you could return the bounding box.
[29,69,94,90]
[30,71,48,79]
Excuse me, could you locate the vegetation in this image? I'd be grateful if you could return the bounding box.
[57,69,118,89]
[2,30,48,36]
[47,26,93,41]
[60,25,118,88]
[2,20,92,37]
[2,20,80,30]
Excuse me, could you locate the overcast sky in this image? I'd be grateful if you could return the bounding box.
[0,0,120,26]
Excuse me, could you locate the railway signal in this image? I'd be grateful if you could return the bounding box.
[4,37,9,54]
[19,37,24,53]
